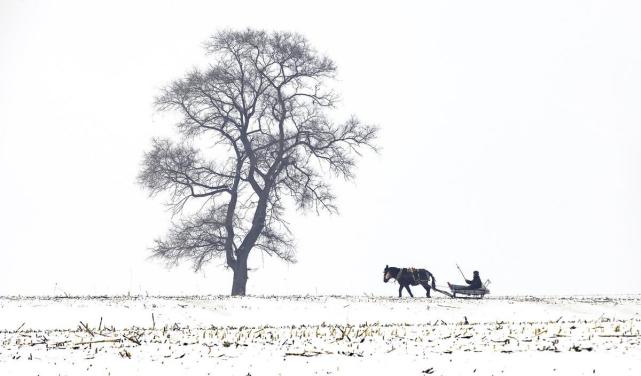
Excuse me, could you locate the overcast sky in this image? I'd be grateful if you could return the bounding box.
[1,0,640,296]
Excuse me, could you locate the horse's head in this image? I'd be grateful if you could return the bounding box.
[383,265,393,283]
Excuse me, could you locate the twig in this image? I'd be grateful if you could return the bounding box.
[79,321,94,337]
[285,351,325,357]
[75,338,121,345]
[598,334,638,338]
[123,334,141,345]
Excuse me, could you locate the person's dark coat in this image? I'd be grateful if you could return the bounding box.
[465,273,482,289]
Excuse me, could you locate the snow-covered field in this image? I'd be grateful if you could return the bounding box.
[1,295,640,375]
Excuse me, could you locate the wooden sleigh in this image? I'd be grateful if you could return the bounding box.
[450,283,490,299]
[433,280,491,299]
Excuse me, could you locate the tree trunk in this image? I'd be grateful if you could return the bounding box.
[230,256,248,296]
[229,196,267,296]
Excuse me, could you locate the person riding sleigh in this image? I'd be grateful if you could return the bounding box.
[448,270,482,291]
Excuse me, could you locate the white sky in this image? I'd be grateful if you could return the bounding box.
[1,0,640,296]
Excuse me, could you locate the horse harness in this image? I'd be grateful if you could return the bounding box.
[396,267,428,284]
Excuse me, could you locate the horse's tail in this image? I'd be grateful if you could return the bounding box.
[431,273,436,289]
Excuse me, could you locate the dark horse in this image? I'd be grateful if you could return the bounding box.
[383,265,436,298]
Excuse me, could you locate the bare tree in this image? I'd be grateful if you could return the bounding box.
[139,29,378,296]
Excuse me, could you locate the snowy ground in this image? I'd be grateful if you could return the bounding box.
[0,295,640,375]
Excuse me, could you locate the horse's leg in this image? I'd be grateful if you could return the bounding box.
[422,282,431,298]
[398,284,403,298]
[406,285,414,298]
